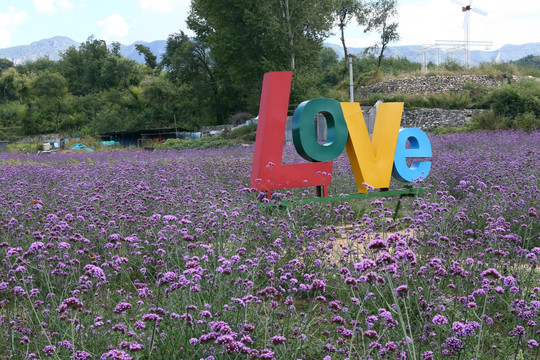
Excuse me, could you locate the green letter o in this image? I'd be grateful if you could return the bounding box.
[292,98,348,162]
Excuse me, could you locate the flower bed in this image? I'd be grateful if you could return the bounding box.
[0,130,538,359]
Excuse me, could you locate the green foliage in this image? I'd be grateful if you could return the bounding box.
[356,69,384,86]
[510,55,540,76]
[514,111,540,131]
[353,55,420,82]
[154,137,242,150]
[468,110,511,130]
[161,31,225,124]
[15,57,57,75]
[187,0,335,113]
[0,34,208,139]
[135,44,157,69]
[469,79,540,131]
[6,142,41,153]
[479,79,540,118]
[364,90,472,110]
[441,60,465,72]
[469,109,540,131]
[474,61,520,77]
[222,123,257,141]
[0,58,13,73]
[59,36,139,95]
[333,0,363,61]
[363,0,400,68]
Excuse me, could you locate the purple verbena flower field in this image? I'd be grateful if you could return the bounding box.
[0,130,539,360]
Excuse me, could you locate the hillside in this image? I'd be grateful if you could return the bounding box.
[0,37,79,64]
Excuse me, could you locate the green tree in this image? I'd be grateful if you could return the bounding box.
[161,31,224,124]
[10,71,37,134]
[0,67,17,100]
[59,36,109,94]
[101,56,139,89]
[277,0,335,71]
[32,71,69,132]
[315,47,342,94]
[135,44,158,70]
[514,55,540,69]
[16,57,56,75]
[187,0,334,113]
[0,58,14,73]
[334,0,364,65]
[364,0,399,68]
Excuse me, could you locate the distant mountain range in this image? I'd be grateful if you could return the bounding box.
[0,36,167,65]
[326,42,540,65]
[1,36,539,67]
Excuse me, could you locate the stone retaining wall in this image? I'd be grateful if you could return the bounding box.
[401,108,484,132]
[357,74,517,99]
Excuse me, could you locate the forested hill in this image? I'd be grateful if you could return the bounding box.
[2,36,540,66]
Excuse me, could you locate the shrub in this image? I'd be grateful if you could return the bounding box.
[222,123,257,140]
[154,137,242,150]
[469,109,506,130]
[514,111,540,131]
[480,79,540,118]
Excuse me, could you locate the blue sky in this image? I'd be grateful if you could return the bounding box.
[1,0,539,50]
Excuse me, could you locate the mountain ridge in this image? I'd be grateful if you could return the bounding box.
[1,36,539,66]
[325,42,540,65]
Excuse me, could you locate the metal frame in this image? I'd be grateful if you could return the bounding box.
[260,186,424,220]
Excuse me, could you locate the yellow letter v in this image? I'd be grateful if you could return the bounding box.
[340,102,404,193]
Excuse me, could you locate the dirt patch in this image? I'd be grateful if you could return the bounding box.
[326,225,415,261]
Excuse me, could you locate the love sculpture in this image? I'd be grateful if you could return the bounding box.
[250,71,432,201]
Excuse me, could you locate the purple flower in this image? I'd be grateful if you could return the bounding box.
[480,268,501,279]
[199,310,213,318]
[43,345,56,356]
[452,320,480,337]
[57,297,83,313]
[113,301,132,314]
[100,349,132,360]
[354,259,376,273]
[270,335,286,345]
[509,325,526,338]
[367,239,387,251]
[83,264,106,281]
[71,351,92,360]
[363,330,379,339]
[442,336,462,355]
[159,271,177,286]
[432,314,448,325]
[396,285,409,298]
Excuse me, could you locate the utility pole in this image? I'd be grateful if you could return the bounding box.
[348,54,355,102]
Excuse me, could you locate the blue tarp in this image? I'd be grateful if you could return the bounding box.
[69,143,94,152]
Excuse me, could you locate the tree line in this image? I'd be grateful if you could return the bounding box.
[0,0,400,139]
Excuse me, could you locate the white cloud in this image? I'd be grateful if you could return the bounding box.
[33,0,75,15]
[0,6,27,48]
[129,0,192,42]
[397,0,540,48]
[329,0,540,49]
[97,13,130,42]
[139,0,176,13]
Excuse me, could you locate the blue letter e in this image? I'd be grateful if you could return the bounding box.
[392,128,432,182]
